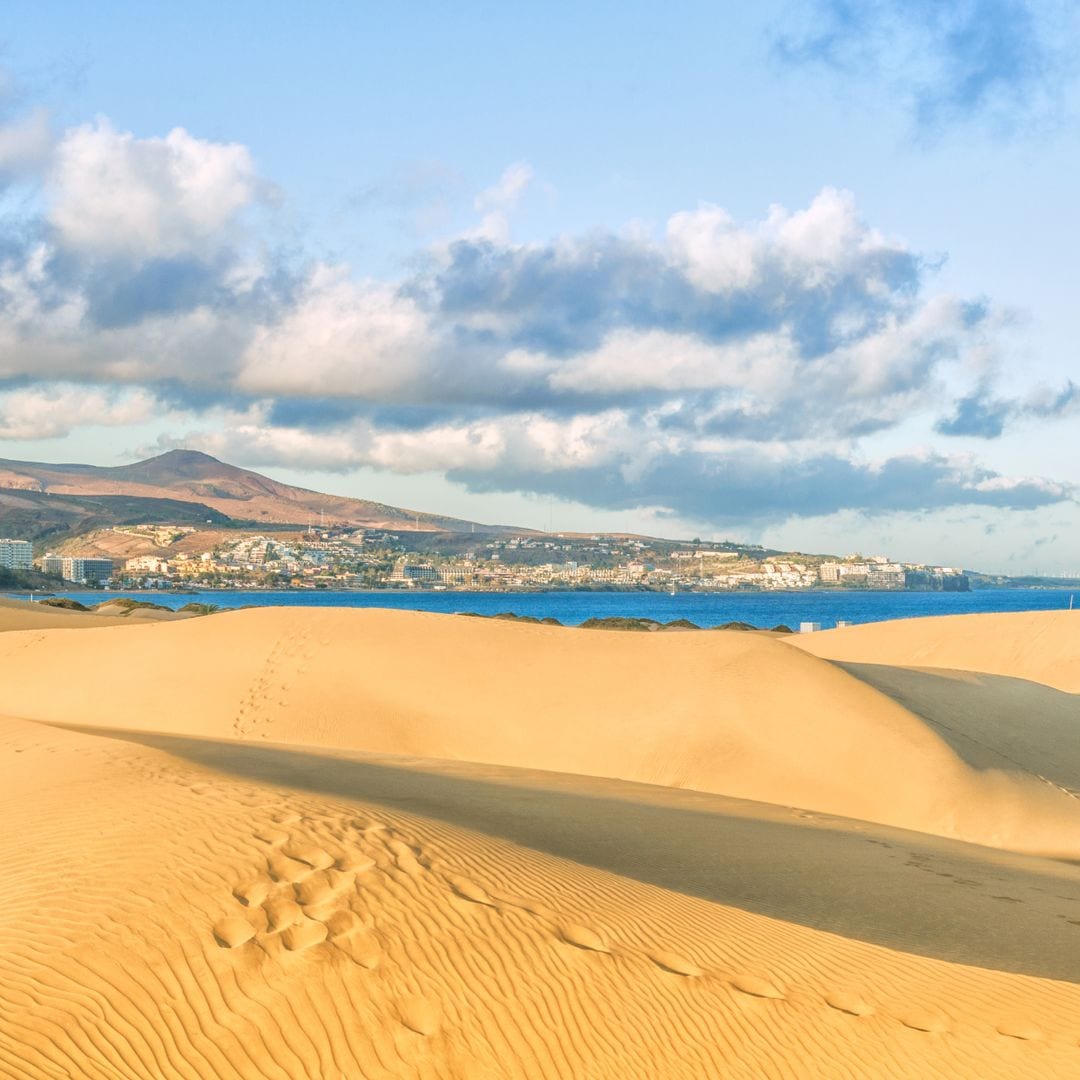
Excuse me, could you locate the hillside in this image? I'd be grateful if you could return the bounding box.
[0,450,501,534]
[0,487,234,544]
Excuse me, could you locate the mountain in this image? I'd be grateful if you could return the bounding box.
[0,450,502,534]
[0,488,236,545]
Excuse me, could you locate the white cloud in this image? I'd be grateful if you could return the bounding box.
[546,328,800,394]
[0,107,1069,530]
[465,161,534,243]
[665,204,761,292]
[47,119,258,260]
[236,265,434,399]
[157,404,1073,525]
[0,384,157,439]
[667,187,905,294]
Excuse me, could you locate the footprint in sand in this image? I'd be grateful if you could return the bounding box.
[283,843,336,872]
[324,909,370,936]
[233,880,270,907]
[336,849,376,874]
[824,990,874,1016]
[995,1019,1041,1041]
[398,995,441,1036]
[649,951,702,977]
[898,1008,948,1033]
[294,869,354,908]
[268,853,314,884]
[213,916,256,948]
[255,827,289,847]
[449,877,494,906]
[264,897,304,933]
[281,917,328,952]
[559,924,609,953]
[387,839,424,877]
[729,974,784,1000]
[333,929,381,969]
[325,914,380,968]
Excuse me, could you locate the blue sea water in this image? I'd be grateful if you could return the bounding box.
[18,587,1080,630]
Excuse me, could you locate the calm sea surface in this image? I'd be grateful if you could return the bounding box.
[18,587,1080,630]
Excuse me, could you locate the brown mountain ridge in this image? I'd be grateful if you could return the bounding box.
[0,449,502,534]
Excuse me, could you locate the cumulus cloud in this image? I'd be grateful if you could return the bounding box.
[0,383,157,439]
[776,0,1075,133]
[237,266,434,399]
[159,404,1072,524]
[0,111,1071,526]
[47,119,258,261]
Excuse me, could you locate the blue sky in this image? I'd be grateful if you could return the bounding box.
[1,1,1078,572]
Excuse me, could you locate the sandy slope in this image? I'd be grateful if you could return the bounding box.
[3,605,1080,1078]
[0,596,135,630]
[0,597,192,630]
[5,713,1080,1080]
[792,609,1080,692]
[0,606,1077,856]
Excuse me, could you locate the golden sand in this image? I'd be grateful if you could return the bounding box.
[0,604,1078,1078]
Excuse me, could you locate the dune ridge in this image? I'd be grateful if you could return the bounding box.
[3,603,1080,1078]
[792,609,1080,693]
[0,606,1077,856]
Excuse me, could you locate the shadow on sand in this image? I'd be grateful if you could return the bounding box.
[65,723,1080,985]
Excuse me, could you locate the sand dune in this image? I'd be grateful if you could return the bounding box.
[3,605,1080,1078]
[831,662,1080,795]
[0,596,136,630]
[792,609,1080,692]
[5,712,1080,1079]
[0,607,1078,855]
[0,596,192,631]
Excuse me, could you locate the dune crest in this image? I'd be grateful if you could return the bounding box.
[0,606,1077,856]
[791,609,1080,693]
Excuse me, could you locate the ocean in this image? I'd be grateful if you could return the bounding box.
[21,587,1080,629]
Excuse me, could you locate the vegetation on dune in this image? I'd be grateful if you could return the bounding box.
[177,602,221,616]
[37,597,90,611]
[459,611,563,625]
[92,597,173,613]
[580,616,664,631]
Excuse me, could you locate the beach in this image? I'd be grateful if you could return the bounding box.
[1,600,1079,1078]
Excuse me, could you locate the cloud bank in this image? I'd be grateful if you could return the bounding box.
[0,105,1073,527]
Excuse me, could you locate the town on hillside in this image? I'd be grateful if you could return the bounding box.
[0,527,971,592]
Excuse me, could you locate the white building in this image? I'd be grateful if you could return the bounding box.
[0,539,32,571]
[124,556,172,576]
[41,554,114,585]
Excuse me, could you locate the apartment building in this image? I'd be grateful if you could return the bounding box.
[0,538,32,571]
[41,554,115,585]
